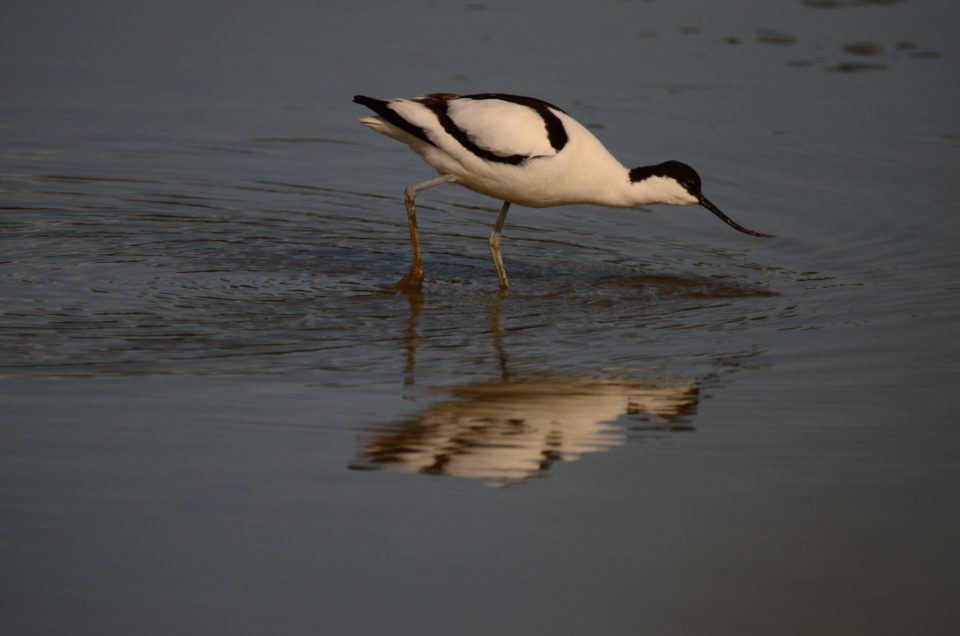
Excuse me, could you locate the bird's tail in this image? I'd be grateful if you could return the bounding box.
[353,95,392,133]
[352,94,433,146]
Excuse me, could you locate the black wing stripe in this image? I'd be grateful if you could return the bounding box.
[419,95,527,165]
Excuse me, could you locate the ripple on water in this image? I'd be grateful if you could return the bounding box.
[0,165,917,384]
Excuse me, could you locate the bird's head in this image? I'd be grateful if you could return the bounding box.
[628,160,775,238]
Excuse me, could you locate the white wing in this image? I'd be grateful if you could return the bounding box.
[446,97,559,159]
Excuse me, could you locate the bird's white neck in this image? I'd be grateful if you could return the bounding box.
[582,168,696,209]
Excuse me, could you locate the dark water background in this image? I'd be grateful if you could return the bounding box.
[2,1,959,634]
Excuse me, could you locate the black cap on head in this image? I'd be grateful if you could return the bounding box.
[629,160,701,195]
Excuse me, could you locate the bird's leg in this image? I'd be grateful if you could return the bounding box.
[488,201,511,291]
[396,174,456,290]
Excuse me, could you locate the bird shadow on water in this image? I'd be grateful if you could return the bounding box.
[349,277,776,488]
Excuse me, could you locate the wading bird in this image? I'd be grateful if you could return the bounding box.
[354,93,773,291]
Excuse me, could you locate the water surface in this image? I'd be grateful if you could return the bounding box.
[2,1,959,634]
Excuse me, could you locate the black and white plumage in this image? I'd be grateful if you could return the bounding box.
[353,92,773,291]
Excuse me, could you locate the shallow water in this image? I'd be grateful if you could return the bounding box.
[2,1,959,634]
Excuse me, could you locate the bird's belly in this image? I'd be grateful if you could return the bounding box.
[444,159,607,208]
[456,178,569,207]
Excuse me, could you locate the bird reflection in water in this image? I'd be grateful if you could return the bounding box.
[352,378,699,484]
[352,291,710,486]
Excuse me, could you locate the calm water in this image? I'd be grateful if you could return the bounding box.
[2,1,959,634]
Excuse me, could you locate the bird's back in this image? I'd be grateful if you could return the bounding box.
[355,93,631,208]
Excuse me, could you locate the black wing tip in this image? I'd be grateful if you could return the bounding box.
[353,95,382,107]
